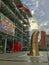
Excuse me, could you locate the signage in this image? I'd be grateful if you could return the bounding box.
[0,15,15,36]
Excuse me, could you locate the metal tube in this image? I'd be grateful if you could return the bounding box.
[4,38,7,53]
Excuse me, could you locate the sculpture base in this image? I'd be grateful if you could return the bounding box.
[27,51,39,56]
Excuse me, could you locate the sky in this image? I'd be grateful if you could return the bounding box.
[21,0,49,34]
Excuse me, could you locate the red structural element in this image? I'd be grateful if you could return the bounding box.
[41,31,46,47]
[16,4,30,12]
[11,42,22,52]
[16,4,23,8]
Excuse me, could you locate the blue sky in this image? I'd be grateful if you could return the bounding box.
[21,0,49,34]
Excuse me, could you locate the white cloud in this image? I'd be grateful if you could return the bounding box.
[39,21,49,33]
[40,23,43,26]
[44,22,48,26]
[46,29,49,34]
[40,21,49,27]
[31,10,35,15]
[36,0,39,7]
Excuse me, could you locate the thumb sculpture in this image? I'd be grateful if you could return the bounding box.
[27,30,39,56]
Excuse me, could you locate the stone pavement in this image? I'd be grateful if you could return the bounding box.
[0,51,49,65]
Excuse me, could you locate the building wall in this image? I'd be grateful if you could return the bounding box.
[41,31,46,47]
[45,35,49,46]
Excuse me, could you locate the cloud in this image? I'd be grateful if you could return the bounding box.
[31,10,35,15]
[39,21,49,32]
[46,29,49,34]
[40,10,45,17]
[40,21,49,27]
[36,0,39,7]
[44,22,48,26]
[22,0,49,34]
